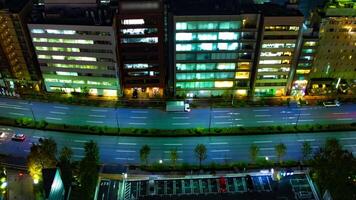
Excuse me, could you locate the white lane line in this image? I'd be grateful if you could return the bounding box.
[53,106,69,110]
[72,147,84,150]
[292,108,309,111]
[332,112,349,115]
[299,113,311,116]
[74,140,88,143]
[116,150,136,153]
[211,149,230,152]
[253,140,272,144]
[229,112,240,115]
[212,157,232,160]
[73,155,84,158]
[344,144,356,147]
[86,120,104,124]
[9,112,25,116]
[214,122,233,124]
[172,117,189,119]
[299,119,314,122]
[128,122,147,125]
[214,116,230,119]
[163,158,183,161]
[89,114,105,118]
[118,142,137,146]
[253,109,270,112]
[212,110,229,113]
[18,102,29,105]
[260,148,274,151]
[255,115,272,117]
[340,137,356,140]
[164,151,183,153]
[297,139,316,142]
[0,105,29,111]
[91,109,108,112]
[115,157,134,161]
[164,143,182,146]
[258,155,276,158]
[172,123,190,125]
[50,111,66,115]
[131,111,148,114]
[336,118,353,121]
[257,121,274,123]
[32,135,44,139]
[130,116,147,119]
[45,117,62,121]
[209,142,228,145]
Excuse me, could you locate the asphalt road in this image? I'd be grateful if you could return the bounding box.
[0,97,355,130]
[0,125,355,165]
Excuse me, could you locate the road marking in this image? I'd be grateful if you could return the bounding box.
[116,150,136,153]
[91,109,108,112]
[9,112,25,116]
[253,109,270,112]
[50,111,66,115]
[73,155,84,158]
[212,157,232,160]
[163,158,183,161]
[257,120,274,123]
[297,139,316,142]
[164,143,182,146]
[332,112,349,115]
[130,116,147,119]
[299,113,311,116]
[131,110,148,114]
[53,106,69,110]
[260,147,274,151]
[209,142,228,145]
[299,119,314,122]
[255,115,272,117]
[344,144,356,147]
[32,135,44,139]
[214,121,233,124]
[45,117,62,121]
[74,140,88,143]
[128,122,146,125]
[86,120,104,124]
[172,123,190,125]
[118,142,137,146]
[18,102,29,105]
[0,105,29,111]
[258,155,276,158]
[212,110,229,113]
[340,137,356,140]
[172,117,189,119]
[72,147,84,150]
[253,140,272,144]
[24,149,30,152]
[211,149,230,152]
[336,118,353,121]
[214,116,230,119]
[229,112,240,115]
[115,157,134,161]
[164,151,183,153]
[89,114,105,118]
[292,108,308,111]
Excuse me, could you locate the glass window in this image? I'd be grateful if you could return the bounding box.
[31,29,44,34]
[121,37,158,43]
[176,44,192,51]
[121,19,144,25]
[237,62,250,70]
[197,33,217,40]
[259,60,281,64]
[176,33,193,41]
[217,63,235,70]
[214,81,233,88]
[218,32,237,40]
[55,71,78,76]
[176,22,187,30]
[235,72,250,79]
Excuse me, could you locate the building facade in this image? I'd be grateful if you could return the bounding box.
[28,1,120,97]
[117,0,166,98]
[0,0,42,93]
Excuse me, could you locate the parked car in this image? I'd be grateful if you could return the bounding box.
[12,133,26,142]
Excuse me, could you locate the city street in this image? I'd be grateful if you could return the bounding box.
[0,97,355,130]
[0,125,355,165]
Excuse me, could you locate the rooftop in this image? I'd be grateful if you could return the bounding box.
[1,0,29,13]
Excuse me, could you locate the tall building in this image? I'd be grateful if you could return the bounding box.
[253,5,304,97]
[28,0,120,97]
[117,0,166,98]
[309,0,356,94]
[0,0,42,93]
[169,1,260,98]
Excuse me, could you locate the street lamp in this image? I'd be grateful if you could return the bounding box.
[159,159,163,164]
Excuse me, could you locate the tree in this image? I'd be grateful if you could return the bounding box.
[250,144,259,163]
[140,145,151,165]
[59,147,73,191]
[301,141,312,161]
[79,141,99,200]
[169,149,178,168]
[311,138,356,200]
[194,144,207,169]
[275,143,286,164]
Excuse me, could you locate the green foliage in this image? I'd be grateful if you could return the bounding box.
[79,141,99,200]
[311,138,356,200]
[301,141,312,161]
[249,144,259,163]
[194,144,207,169]
[275,143,287,164]
[169,148,179,168]
[59,147,73,191]
[140,145,151,165]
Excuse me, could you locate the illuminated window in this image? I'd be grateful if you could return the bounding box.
[47,64,98,69]
[121,28,157,35]
[121,19,144,25]
[103,89,117,97]
[296,69,311,74]
[33,38,94,44]
[197,33,217,40]
[73,80,85,84]
[304,41,316,46]
[237,62,250,70]
[217,63,235,70]
[45,29,75,35]
[176,22,187,30]
[214,81,233,88]
[218,32,237,40]
[176,33,193,41]
[122,37,158,43]
[236,89,247,96]
[52,55,65,60]
[235,72,249,79]
[176,44,192,51]
[124,64,151,69]
[200,43,213,51]
[259,60,281,64]
[31,29,44,34]
[55,71,78,76]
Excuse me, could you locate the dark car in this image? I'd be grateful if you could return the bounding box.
[12,134,26,142]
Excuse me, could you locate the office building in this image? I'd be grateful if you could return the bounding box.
[0,0,42,93]
[169,1,260,98]
[253,5,303,97]
[28,0,120,97]
[117,0,166,98]
[309,0,356,94]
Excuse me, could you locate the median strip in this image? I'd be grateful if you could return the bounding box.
[253,140,272,144]
[128,122,147,125]
[118,142,137,145]
[172,123,190,125]
[45,117,62,121]
[86,120,104,124]
[116,150,136,153]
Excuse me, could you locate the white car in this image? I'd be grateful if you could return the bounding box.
[0,132,6,138]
